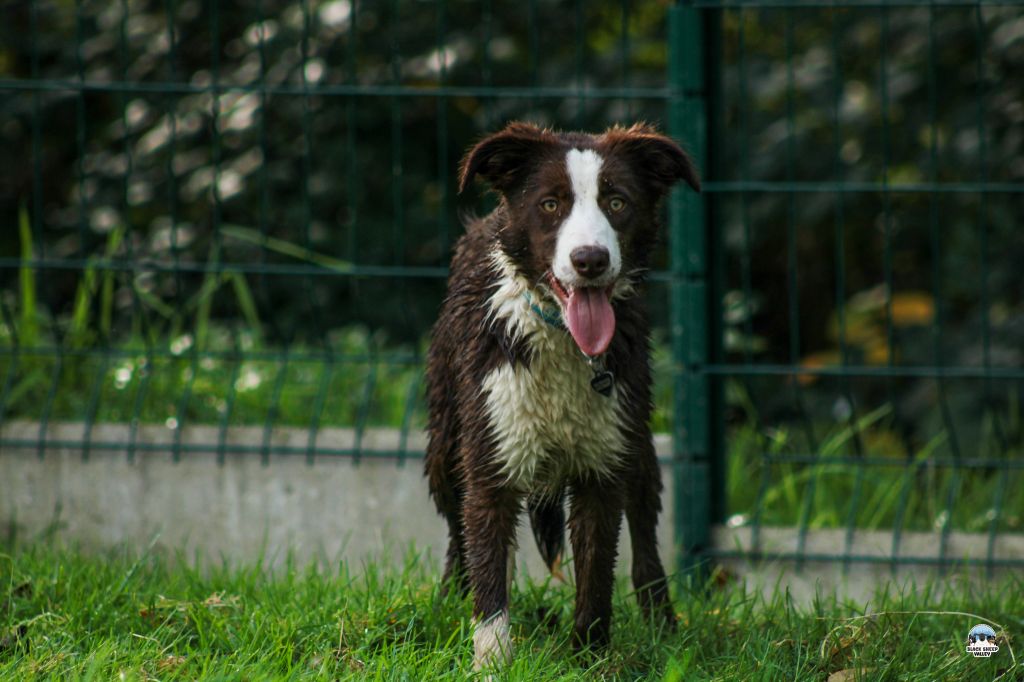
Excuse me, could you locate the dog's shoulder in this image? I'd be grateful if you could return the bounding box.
[432,209,532,380]
[444,210,504,295]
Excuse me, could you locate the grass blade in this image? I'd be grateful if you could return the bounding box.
[17,205,38,346]
[222,223,354,273]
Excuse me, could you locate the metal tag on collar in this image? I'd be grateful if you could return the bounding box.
[585,354,615,397]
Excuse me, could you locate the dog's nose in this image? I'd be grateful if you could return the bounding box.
[570,246,610,279]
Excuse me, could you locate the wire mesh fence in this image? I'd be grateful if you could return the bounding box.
[0,0,683,464]
[1,0,1023,574]
[703,0,1024,572]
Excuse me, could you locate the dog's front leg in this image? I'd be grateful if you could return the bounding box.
[569,477,624,651]
[625,440,677,629]
[462,476,520,671]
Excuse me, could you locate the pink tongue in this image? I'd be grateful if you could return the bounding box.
[565,287,615,356]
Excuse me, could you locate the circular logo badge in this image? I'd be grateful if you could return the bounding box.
[966,624,999,658]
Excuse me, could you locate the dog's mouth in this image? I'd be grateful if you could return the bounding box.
[547,274,615,357]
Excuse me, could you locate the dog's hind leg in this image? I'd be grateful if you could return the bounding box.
[426,433,470,597]
[437,488,469,598]
[624,439,677,629]
[425,346,469,597]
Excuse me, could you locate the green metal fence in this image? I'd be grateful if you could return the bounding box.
[2,1,1023,574]
[697,0,1024,574]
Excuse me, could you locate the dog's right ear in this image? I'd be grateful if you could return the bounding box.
[459,122,557,194]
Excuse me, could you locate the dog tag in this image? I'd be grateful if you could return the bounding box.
[584,354,615,397]
[590,371,614,397]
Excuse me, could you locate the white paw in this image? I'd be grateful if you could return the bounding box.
[473,610,512,672]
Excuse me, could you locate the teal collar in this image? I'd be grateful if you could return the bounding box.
[522,291,565,329]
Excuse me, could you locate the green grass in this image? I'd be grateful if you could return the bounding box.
[725,415,1024,535]
[0,325,426,432]
[2,213,427,433]
[0,543,1018,681]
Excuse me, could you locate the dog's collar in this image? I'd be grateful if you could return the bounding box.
[521,290,615,397]
[521,291,565,330]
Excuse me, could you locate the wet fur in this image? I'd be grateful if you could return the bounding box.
[425,122,699,666]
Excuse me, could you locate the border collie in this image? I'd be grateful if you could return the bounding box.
[425,122,700,670]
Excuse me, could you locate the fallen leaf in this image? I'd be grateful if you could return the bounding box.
[156,654,186,672]
[827,635,858,659]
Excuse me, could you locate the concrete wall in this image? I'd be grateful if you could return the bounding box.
[0,421,673,581]
[711,525,1024,604]
[3,421,1021,602]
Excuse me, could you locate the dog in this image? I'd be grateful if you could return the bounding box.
[424,122,700,670]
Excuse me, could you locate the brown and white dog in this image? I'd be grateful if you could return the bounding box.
[425,122,700,670]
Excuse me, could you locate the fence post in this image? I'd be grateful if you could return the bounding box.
[667,2,715,578]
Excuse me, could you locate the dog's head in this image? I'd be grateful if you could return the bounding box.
[460,122,700,357]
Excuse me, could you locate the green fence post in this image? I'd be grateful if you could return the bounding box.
[668,2,713,578]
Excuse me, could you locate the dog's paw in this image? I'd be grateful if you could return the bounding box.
[473,610,513,672]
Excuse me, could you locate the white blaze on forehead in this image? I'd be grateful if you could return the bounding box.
[567,147,602,201]
[553,148,621,287]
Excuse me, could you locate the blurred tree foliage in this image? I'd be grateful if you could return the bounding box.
[0,0,671,346]
[714,5,1024,454]
[0,1,1022,454]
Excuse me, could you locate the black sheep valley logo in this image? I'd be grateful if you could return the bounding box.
[966,624,999,658]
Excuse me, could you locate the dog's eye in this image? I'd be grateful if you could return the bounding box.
[608,197,626,213]
[540,198,559,213]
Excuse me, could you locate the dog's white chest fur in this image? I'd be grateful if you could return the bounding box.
[482,252,627,489]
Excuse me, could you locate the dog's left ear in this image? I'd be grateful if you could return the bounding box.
[459,122,558,195]
[602,123,701,194]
